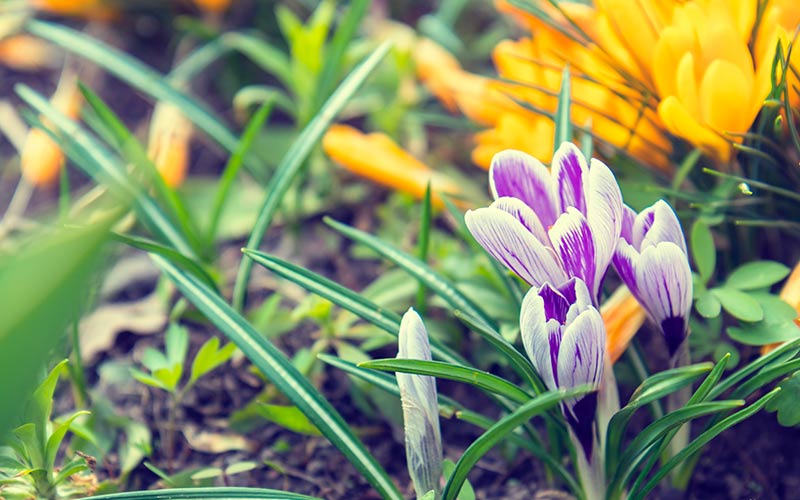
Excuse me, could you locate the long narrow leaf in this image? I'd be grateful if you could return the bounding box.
[243,250,464,365]
[86,488,321,500]
[441,386,593,500]
[359,358,533,404]
[150,255,402,500]
[232,42,391,310]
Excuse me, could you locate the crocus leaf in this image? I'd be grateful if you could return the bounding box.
[255,404,322,436]
[83,487,323,500]
[711,287,763,322]
[725,260,790,290]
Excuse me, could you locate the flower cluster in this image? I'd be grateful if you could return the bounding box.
[466,144,692,458]
[422,0,798,167]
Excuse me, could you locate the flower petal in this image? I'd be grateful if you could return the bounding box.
[639,200,687,253]
[613,238,640,297]
[586,158,624,289]
[562,278,595,325]
[620,204,638,244]
[491,196,550,247]
[635,242,693,355]
[465,207,567,286]
[549,207,598,299]
[551,142,588,214]
[489,149,559,227]
[557,308,605,390]
[520,287,559,391]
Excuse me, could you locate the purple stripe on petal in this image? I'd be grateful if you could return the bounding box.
[552,142,588,214]
[538,282,571,323]
[465,207,567,287]
[620,205,637,244]
[549,208,598,299]
[557,308,605,390]
[633,204,658,248]
[564,392,598,461]
[661,316,688,357]
[612,239,640,297]
[635,242,692,347]
[586,158,623,289]
[520,288,558,392]
[563,278,594,324]
[639,200,688,253]
[489,150,559,227]
[491,197,550,247]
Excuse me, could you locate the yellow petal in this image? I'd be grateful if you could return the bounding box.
[602,285,647,364]
[597,0,659,84]
[698,21,752,80]
[699,59,753,134]
[20,128,64,186]
[653,26,696,99]
[658,95,731,162]
[147,103,193,187]
[322,124,459,205]
[675,52,700,118]
[0,35,58,72]
[413,38,464,111]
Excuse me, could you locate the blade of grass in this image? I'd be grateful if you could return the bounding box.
[441,385,593,500]
[359,358,533,404]
[553,66,572,149]
[244,249,465,364]
[150,254,403,500]
[416,183,433,313]
[85,487,322,500]
[232,42,391,311]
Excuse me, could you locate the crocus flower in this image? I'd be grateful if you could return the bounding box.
[147,102,193,188]
[465,143,623,302]
[520,278,605,460]
[612,200,692,357]
[322,124,461,208]
[396,309,443,499]
[20,72,82,187]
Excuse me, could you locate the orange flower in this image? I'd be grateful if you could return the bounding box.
[602,285,647,363]
[147,103,193,187]
[762,261,800,355]
[30,0,118,21]
[0,35,58,72]
[20,73,82,186]
[192,0,231,14]
[322,124,460,206]
[754,0,800,109]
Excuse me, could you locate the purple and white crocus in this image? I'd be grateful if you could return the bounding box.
[465,143,623,304]
[521,278,605,461]
[612,200,692,357]
[397,309,443,499]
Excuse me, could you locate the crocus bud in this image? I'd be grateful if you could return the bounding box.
[147,102,193,188]
[520,278,605,460]
[397,308,443,499]
[613,200,692,357]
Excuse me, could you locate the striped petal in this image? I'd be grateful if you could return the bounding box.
[558,308,605,390]
[466,207,567,287]
[521,286,559,392]
[586,158,624,289]
[638,200,687,253]
[549,208,598,299]
[635,242,693,355]
[552,142,588,214]
[491,196,550,247]
[620,204,638,244]
[612,239,640,297]
[489,149,559,227]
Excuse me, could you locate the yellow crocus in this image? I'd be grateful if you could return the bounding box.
[147,103,193,188]
[653,0,771,163]
[30,0,118,20]
[322,124,460,207]
[20,73,82,186]
[754,0,800,109]
[602,285,647,363]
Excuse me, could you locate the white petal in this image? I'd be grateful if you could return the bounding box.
[489,150,559,227]
[552,142,589,214]
[465,207,567,287]
[557,308,605,389]
[586,158,623,289]
[635,242,693,326]
[491,196,550,247]
[521,287,559,391]
[639,200,687,254]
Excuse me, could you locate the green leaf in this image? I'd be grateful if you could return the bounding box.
[131,369,171,392]
[359,359,533,404]
[150,255,402,500]
[694,290,721,318]
[232,41,391,310]
[690,221,715,284]
[553,66,572,149]
[190,338,236,385]
[727,320,800,346]
[711,287,764,321]
[630,388,781,500]
[441,386,593,500]
[707,337,800,400]
[725,260,790,290]
[83,487,323,500]
[255,405,322,436]
[45,411,90,472]
[244,250,465,365]
[165,323,190,368]
[766,371,800,426]
[0,219,113,439]
[442,460,475,500]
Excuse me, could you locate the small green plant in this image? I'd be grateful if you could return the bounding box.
[0,361,95,500]
[131,323,235,471]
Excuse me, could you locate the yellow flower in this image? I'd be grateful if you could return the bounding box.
[147,103,193,188]
[20,73,82,187]
[30,0,118,20]
[653,1,770,163]
[322,124,460,207]
[192,0,231,15]
[0,35,57,72]
[602,285,647,363]
[754,0,800,109]
[762,260,800,355]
